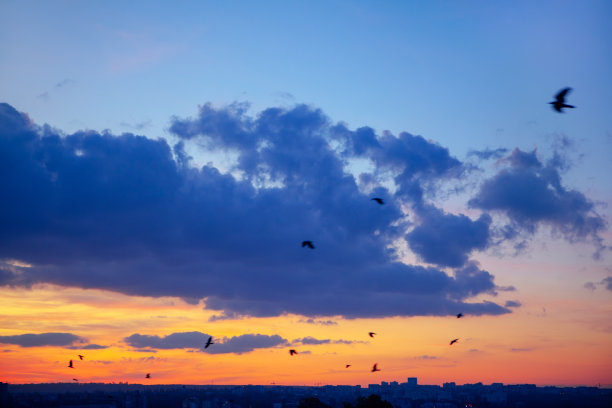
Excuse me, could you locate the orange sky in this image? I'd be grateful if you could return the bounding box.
[1,264,611,387]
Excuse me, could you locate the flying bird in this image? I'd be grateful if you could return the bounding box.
[72,378,78,382]
[368,332,376,338]
[549,87,575,112]
[289,349,298,356]
[145,373,151,379]
[301,241,315,249]
[68,360,74,368]
[371,198,384,205]
[449,338,459,346]
[205,336,214,349]
[78,354,84,360]
[345,364,351,368]
[456,313,463,318]
[371,363,380,372]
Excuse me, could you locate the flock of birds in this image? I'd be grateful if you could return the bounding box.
[64,88,574,381]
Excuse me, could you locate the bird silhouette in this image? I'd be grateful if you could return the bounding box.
[369,332,376,338]
[456,313,463,318]
[345,364,351,368]
[371,363,380,372]
[78,354,84,360]
[371,198,384,205]
[145,373,151,379]
[68,360,74,368]
[205,336,214,349]
[549,88,575,112]
[289,349,298,356]
[72,378,78,382]
[301,241,315,249]
[449,338,459,345]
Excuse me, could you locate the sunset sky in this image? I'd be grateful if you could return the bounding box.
[1,0,611,387]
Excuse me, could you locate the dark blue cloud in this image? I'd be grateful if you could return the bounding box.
[125,332,208,350]
[504,300,521,308]
[332,124,462,203]
[0,333,86,347]
[469,148,606,256]
[78,344,108,350]
[124,332,288,354]
[406,205,491,267]
[0,102,515,318]
[207,334,288,354]
[602,277,612,291]
[504,148,541,169]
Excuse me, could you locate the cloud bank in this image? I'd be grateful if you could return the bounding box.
[0,102,605,318]
[0,333,86,348]
[124,331,288,354]
[469,148,606,257]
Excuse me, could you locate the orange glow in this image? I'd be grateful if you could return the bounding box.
[1,284,611,387]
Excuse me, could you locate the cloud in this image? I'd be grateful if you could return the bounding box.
[469,148,606,257]
[0,333,86,347]
[583,277,612,291]
[68,343,108,350]
[414,355,437,360]
[124,331,288,354]
[504,300,521,308]
[208,312,244,322]
[208,334,288,354]
[510,348,533,352]
[331,123,463,203]
[298,319,338,326]
[295,336,330,345]
[37,79,75,100]
[125,332,208,350]
[405,205,491,267]
[467,148,509,160]
[293,337,360,346]
[55,79,76,89]
[120,120,152,131]
[0,102,531,318]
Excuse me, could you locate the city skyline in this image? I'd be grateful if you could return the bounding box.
[1,0,611,388]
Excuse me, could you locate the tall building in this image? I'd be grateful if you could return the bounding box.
[407,378,417,386]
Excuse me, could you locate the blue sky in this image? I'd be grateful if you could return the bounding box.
[2,1,611,160]
[2,0,611,307]
[1,0,611,386]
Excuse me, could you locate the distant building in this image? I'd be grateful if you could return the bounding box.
[407,378,417,386]
[0,382,8,407]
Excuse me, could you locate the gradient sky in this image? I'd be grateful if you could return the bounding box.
[1,0,611,387]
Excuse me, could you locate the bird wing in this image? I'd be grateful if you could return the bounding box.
[555,87,572,102]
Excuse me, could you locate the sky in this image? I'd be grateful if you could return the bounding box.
[1,0,611,387]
